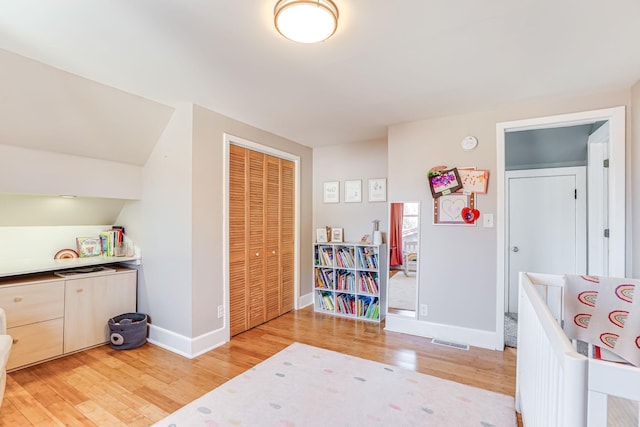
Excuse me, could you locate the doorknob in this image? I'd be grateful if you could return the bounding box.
[512,246,519,253]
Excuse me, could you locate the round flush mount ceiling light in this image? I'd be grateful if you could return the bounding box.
[274,0,339,43]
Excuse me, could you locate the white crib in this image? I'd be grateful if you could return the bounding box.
[516,272,640,427]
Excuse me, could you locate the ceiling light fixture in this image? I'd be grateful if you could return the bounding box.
[274,0,339,44]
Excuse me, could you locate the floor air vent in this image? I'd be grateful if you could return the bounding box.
[431,338,470,351]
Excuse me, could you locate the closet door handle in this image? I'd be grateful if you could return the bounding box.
[272,250,276,255]
[255,252,260,257]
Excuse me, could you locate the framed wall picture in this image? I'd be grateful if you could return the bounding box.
[368,178,387,202]
[458,169,489,194]
[433,193,476,226]
[331,227,343,242]
[323,181,339,203]
[428,168,463,198]
[344,179,362,203]
[316,228,328,243]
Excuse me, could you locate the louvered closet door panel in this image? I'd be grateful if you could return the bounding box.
[280,159,295,314]
[229,145,248,336]
[247,150,266,328]
[265,155,282,321]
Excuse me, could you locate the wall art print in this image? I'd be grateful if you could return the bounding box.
[428,167,463,198]
[433,193,476,226]
[458,169,489,194]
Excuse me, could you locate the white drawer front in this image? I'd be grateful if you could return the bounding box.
[7,318,64,370]
[0,281,64,328]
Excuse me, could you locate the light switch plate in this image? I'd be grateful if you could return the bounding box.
[483,214,494,228]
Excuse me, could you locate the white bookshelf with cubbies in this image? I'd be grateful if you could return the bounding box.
[313,243,387,322]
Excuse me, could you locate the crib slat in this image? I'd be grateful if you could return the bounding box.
[517,272,588,427]
[517,272,640,427]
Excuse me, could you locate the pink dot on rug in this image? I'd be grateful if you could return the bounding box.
[389,403,402,411]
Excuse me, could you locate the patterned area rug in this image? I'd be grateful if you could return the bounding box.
[154,343,516,427]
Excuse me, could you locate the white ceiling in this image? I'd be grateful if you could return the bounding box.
[0,0,639,149]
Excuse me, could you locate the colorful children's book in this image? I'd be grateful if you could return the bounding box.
[76,237,103,257]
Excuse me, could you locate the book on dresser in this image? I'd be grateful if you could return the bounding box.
[313,242,387,322]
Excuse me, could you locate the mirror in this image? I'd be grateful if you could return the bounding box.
[387,202,419,318]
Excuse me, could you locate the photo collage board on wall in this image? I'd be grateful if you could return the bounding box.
[428,166,489,226]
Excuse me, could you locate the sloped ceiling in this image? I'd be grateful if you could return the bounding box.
[0,1,638,149]
[0,49,174,166]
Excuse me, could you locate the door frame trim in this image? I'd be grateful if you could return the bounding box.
[495,106,626,349]
[222,133,301,341]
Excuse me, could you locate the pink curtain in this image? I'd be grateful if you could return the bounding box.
[389,203,404,266]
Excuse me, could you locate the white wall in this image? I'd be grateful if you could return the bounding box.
[389,112,498,332]
[313,139,388,243]
[387,89,632,347]
[631,80,640,277]
[0,194,125,226]
[116,103,194,342]
[0,144,142,199]
[0,225,113,263]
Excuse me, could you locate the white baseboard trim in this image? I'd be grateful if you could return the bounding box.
[147,323,228,359]
[297,292,313,309]
[384,315,502,351]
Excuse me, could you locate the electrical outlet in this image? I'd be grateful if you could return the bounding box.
[419,304,428,316]
[217,305,224,318]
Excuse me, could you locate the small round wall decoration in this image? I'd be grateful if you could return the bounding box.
[461,136,478,151]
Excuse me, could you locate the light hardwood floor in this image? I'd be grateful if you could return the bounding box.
[1,306,521,426]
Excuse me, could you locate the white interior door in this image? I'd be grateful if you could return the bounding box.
[507,167,587,313]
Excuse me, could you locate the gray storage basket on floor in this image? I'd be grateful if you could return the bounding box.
[108,313,148,350]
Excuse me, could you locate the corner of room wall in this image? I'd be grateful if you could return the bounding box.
[116,103,195,349]
[313,139,389,243]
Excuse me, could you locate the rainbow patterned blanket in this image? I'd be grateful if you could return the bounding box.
[564,274,640,366]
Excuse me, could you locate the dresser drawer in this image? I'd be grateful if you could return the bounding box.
[7,318,64,370]
[0,281,64,327]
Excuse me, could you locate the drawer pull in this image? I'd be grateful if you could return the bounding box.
[14,296,23,302]
[76,288,84,293]
[12,338,18,344]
